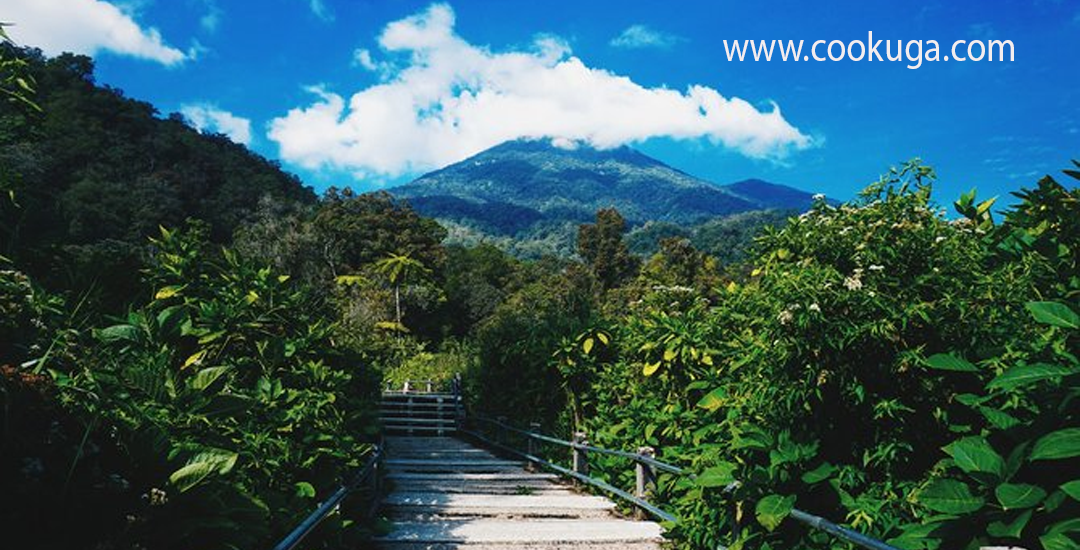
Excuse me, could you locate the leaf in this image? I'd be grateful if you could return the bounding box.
[801,463,836,484]
[695,387,726,411]
[582,338,594,355]
[97,324,141,344]
[696,462,737,488]
[169,448,238,492]
[1031,429,1080,461]
[925,353,978,372]
[663,348,677,362]
[755,494,795,531]
[190,366,231,391]
[295,482,316,499]
[995,483,1047,510]
[596,332,609,345]
[986,509,1032,539]
[156,305,188,336]
[988,363,1075,391]
[944,436,1004,478]
[1061,480,1080,501]
[642,361,661,377]
[1040,532,1080,550]
[183,349,208,370]
[1026,301,1080,329]
[979,406,1021,430]
[154,285,185,300]
[918,479,984,514]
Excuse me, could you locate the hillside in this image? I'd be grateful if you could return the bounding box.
[390,139,817,257]
[0,49,315,306]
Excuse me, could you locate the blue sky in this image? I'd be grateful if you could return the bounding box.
[7,0,1079,205]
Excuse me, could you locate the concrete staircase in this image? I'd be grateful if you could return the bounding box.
[375,396,664,549]
[380,392,460,436]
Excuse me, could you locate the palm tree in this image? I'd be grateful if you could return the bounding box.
[374,252,431,326]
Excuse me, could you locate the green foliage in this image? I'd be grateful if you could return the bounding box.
[0,48,314,311]
[578,208,640,289]
[4,224,380,549]
[473,160,1080,550]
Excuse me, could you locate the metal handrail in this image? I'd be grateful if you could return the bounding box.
[271,444,382,550]
[465,413,902,550]
[472,415,685,474]
[458,425,678,523]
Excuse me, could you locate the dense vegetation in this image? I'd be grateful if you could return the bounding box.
[0,44,520,548]
[3,38,1078,550]
[470,162,1080,550]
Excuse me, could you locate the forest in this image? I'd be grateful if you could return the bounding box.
[2,38,1079,550]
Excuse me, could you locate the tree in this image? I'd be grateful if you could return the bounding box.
[577,208,639,289]
[375,252,432,326]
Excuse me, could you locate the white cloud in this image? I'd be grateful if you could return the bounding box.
[610,24,683,50]
[307,0,334,22]
[200,1,223,33]
[4,0,189,66]
[268,3,812,177]
[181,104,253,145]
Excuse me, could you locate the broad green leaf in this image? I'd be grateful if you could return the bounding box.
[596,332,609,345]
[190,366,231,391]
[663,348,677,362]
[944,436,1004,478]
[156,305,187,336]
[801,462,836,484]
[887,522,943,550]
[995,483,1047,510]
[582,338,594,354]
[925,353,978,372]
[918,479,984,514]
[1040,532,1080,550]
[1031,428,1080,461]
[295,481,316,498]
[642,361,661,377]
[755,494,795,531]
[696,462,737,488]
[979,406,1021,430]
[1048,518,1080,535]
[154,284,185,300]
[695,387,726,411]
[183,349,208,370]
[169,448,238,492]
[988,363,1074,391]
[1026,301,1080,329]
[986,509,1032,539]
[97,324,141,343]
[1061,480,1080,501]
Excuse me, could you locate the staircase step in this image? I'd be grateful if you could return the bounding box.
[376,518,663,547]
[386,459,524,473]
[383,492,616,520]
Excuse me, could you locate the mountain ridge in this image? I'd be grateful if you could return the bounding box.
[389,139,818,257]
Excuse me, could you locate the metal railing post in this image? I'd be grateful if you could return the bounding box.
[572,432,589,484]
[526,422,541,471]
[497,416,508,445]
[635,446,656,520]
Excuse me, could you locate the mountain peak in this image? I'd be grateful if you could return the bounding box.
[389,139,821,257]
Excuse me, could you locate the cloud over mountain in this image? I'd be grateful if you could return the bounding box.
[181,104,253,145]
[268,3,812,177]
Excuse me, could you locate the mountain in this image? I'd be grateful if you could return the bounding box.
[390,139,818,257]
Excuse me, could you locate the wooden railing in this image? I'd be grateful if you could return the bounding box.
[461,413,903,550]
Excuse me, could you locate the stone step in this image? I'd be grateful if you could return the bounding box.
[386,459,524,473]
[375,519,663,548]
[383,417,457,425]
[383,493,616,520]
